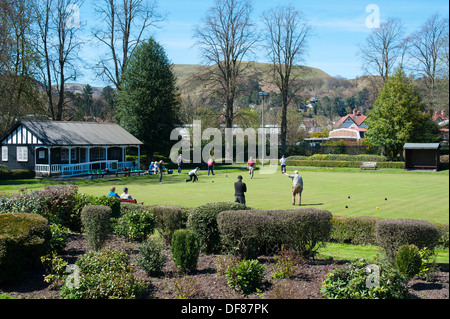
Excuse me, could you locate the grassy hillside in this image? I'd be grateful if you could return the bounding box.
[172,62,332,96]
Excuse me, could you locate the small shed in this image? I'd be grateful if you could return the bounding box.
[403,143,441,171]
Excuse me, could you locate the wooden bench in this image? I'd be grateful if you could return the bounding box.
[119,198,144,205]
[360,162,377,170]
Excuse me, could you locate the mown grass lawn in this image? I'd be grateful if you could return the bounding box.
[1,166,449,224]
[1,166,448,265]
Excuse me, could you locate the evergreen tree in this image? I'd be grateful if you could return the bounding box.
[116,38,180,157]
[365,67,441,159]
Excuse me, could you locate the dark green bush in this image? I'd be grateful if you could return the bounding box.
[74,194,121,231]
[0,169,35,180]
[395,244,423,280]
[321,259,408,299]
[80,205,112,251]
[330,216,381,245]
[171,229,200,273]
[137,238,167,277]
[217,208,333,259]
[435,223,449,249]
[187,202,248,254]
[112,209,156,242]
[0,213,51,283]
[375,219,440,263]
[225,259,266,294]
[118,204,187,246]
[152,205,185,246]
[61,248,147,299]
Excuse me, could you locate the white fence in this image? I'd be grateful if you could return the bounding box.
[35,160,138,177]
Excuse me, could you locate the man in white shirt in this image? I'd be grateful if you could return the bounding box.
[283,170,303,206]
[120,187,133,199]
[185,168,199,183]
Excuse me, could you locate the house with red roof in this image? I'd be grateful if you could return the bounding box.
[432,109,449,145]
[328,109,368,143]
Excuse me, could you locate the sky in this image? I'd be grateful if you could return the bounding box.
[76,0,449,87]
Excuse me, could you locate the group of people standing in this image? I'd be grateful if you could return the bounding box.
[110,154,303,207]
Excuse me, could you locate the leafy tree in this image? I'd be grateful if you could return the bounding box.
[365,67,441,160]
[116,38,180,157]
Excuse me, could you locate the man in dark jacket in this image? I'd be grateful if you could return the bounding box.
[234,175,247,205]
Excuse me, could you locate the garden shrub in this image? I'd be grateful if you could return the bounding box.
[330,216,381,245]
[80,205,112,251]
[74,193,121,231]
[0,169,35,180]
[321,259,408,299]
[0,185,79,230]
[118,204,187,246]
[48,223,70,254]
[171,229,200,273]
[271,245,302,279]
[435,223,449,249]
[395,244,423,280]
[0,213,51,283]
[217,208,333,259]
[375,219,440,263]
[137,238,167,277]
[225,259,266,294]
[152,205,186,246]
[112,208,156,242]
[187,202,248,254]
[61,248,147,299]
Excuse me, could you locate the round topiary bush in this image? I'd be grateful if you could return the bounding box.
[375,218,440,263]
[0,213,51,283]
[187,202,248,254]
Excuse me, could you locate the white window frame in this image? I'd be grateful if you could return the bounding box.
[17,147,28,162]
[2,146,8,162]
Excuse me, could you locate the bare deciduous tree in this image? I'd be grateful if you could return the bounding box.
[262,5,311,154]
[93,0,165,90]
[359,18,405,83]
[193,0,258,128]
[407,14,449,110]
[35,0,85,121]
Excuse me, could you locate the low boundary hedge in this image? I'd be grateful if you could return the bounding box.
[217,208,333,259]
[286,159,405,169]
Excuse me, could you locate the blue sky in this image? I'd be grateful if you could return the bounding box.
[77,0,449,87]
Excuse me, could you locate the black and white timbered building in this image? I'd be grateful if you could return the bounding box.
[0,121,143,177]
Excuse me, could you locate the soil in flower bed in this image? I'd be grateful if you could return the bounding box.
[0,233,448,300]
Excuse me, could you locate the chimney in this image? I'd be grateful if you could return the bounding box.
[353,108,358,116]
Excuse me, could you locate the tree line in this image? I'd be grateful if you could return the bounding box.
[1,0,448,159]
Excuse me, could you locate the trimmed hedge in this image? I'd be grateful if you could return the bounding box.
[0,213,51,283]
[187,202,248,254]
[217,208,333,259]
[286,159,405,169]
[375,219,441,263]
[330,216,381,245]
[0,169,35,180]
